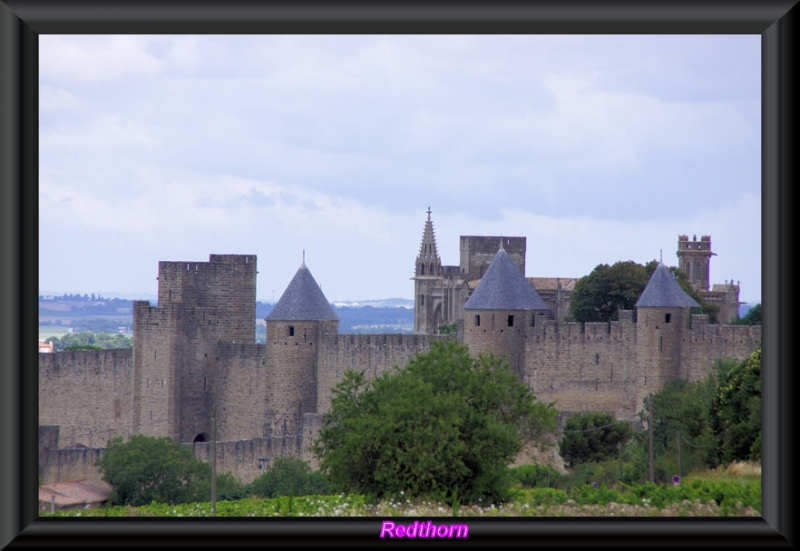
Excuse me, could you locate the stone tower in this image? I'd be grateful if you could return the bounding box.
[131,254,257,443]
[413,207,444,334]
[676,234,714,292]
[634,262,699,404]
[265,256,338,438]
[463,242,552,377]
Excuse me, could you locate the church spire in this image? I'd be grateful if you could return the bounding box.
[415,207,441,277]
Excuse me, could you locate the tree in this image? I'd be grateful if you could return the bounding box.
[733,303,761,325]
[97,435,238,506]
[313,341,557,504]
[558,412,633,468]
[250,456,329,498]
[710,346,762,463]
[569,261,650,323]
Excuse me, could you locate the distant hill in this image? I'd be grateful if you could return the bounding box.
[40,295,414,335]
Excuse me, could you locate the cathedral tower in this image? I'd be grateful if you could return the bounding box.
[676,234,715,292]
[413,207,444,334]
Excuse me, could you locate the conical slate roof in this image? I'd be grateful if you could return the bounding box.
[266,261,339,321]
[635,262,700,308]
[464,247,549,310]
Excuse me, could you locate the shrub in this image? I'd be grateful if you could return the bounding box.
[250,457,330,498]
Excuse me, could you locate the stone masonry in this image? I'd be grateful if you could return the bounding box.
[39,215,760,484]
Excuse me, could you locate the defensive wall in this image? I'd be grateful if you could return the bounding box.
[39,349,134,449]
[39,425,303,485]
[315,332,450,414]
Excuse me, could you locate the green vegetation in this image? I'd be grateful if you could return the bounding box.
[732,303,761,325]
[41,472,760,517]
[97,435,242,506]
[710,346,762,463]
[250,457,330,498]
[558,413,633,468]
[313,341,557,504]
[45,331,132,351]
[569,260,719,323]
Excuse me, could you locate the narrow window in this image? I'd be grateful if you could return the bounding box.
[420,264,425,275]
[595,353,600,365]
[420,295,425,306]
[660,336,663,352]
[475,315,481,327]
[507,315,514,327]
[665,313,672,323]
[288,326,295,337]
[204,377,207,392]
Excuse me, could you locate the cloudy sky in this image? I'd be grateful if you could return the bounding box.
[39,35,761,304]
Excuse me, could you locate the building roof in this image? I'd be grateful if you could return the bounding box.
[39,480,111,510]
[266,261,339,321]
[528,277,578,291]
[635,262,700,308]
[464,248,550,310]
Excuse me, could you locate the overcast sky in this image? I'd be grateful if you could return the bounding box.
[39,35,761,304]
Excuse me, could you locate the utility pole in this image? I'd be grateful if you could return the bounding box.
[212,405,217,517]
[648,400,654,484]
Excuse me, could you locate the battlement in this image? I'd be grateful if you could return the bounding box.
[156,254,257,307]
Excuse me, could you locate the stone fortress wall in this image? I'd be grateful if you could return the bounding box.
[38,224,760,485]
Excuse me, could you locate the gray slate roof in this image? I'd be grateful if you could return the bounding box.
[464,248,550,310]
[266,263,339,321]
[635,262,700,308]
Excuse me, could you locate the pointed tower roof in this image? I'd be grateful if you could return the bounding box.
[266,258,339,321]
[417,206,440,261]
[635,262,700,308]
[464,247,549,310]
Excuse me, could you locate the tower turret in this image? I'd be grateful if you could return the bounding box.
[265,255,338,437]
[634,262,699,409]
[463,242,551,377]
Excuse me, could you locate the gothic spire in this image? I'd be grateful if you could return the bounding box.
[415,207,441,277]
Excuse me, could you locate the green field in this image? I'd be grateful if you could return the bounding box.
[39,326,73,340]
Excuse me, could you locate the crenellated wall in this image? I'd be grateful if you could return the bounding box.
[39,349,134,448]
[315,333,447,414]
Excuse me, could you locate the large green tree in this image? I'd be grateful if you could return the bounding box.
[97,434,241,506]
[569,260,718,323]
[569,261,650,323]
[558,412,633,468]
[313,341,557,504]
[710,346,762,463]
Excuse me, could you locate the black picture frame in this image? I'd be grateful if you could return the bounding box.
[1,1,795,547]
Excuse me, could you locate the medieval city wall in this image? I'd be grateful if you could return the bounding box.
[39,349,134,449]
[192,436,303,484]
[680,319,762,381]
[214,343,269,441]
[523,314,641,420]
[315,333,447,414]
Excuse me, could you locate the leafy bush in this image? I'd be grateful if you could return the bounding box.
[97,435,242,506]
[314,341,557,505]
[509,464,566,489]
[250,457,330,498]
[558,412,633,468]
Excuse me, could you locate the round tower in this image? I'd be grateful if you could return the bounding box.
[462,241,552,377]
[634,262,699,409]
[265,256,338,438]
